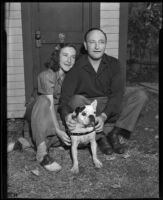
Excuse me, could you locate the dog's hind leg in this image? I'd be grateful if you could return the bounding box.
[90,139,103,168]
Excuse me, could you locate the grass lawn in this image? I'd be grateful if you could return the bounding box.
[7,89,159,198]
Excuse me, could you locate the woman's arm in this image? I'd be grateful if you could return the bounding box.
[37,70,71,145]
[46,95,60,130]
[46,94,71,146]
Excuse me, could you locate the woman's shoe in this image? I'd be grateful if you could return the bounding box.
[40,154,62,172]
[7,140,23,152]
[7,137,31,153]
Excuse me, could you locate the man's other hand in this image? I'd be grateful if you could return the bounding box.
[95,113,107,132]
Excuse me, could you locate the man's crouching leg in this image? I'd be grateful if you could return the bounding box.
[106,87,148,154]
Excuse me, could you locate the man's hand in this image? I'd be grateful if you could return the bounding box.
[56,129,71,146]
[95,113,107,132]
[65,113,77,132]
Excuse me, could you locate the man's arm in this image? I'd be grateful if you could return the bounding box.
[59,67,78,122]
[103,59,125,122]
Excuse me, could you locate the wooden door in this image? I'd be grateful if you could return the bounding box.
[31,3,92,89]
[22,3,100,100]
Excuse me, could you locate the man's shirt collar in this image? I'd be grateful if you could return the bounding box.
[82,54,108,75]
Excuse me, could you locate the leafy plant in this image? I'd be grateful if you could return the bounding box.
[128,2,162,60]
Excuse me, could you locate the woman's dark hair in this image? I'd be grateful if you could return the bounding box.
[44,43,77,72]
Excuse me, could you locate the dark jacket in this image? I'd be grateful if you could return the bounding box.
[59,53,125,122]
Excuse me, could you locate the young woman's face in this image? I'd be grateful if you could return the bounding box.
[59,46,76,72]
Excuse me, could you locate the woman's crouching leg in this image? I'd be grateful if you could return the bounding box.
[31,96,62,171]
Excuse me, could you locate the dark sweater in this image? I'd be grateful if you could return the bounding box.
[59,54,125,122]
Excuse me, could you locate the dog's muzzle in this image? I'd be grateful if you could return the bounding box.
[89,115,95,126]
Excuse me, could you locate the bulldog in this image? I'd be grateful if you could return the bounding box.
[67,100,103,174]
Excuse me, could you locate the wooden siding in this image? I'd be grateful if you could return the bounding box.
[100,3,120,58]
[6,2,26,118]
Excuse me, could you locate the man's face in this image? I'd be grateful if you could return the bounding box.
[84,30,107,60]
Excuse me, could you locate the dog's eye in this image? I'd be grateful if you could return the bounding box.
[82,112,86,116]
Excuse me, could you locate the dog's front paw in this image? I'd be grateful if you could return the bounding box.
[71,166,79,174]
[94,158,103,168]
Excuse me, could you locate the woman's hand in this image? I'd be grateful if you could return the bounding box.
[56,129,71,146]
[65,113,77,132]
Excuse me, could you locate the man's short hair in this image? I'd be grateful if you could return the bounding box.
[84,28,107,42]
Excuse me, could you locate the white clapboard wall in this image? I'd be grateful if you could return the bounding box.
[6,2,26,119]
[6,2,120,119]
[100,3,120,58]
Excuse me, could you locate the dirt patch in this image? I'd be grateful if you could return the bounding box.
[7,90,159,198]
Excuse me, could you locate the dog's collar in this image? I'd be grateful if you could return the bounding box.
[69,129,95,136]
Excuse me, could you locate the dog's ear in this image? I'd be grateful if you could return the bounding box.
[75,106,85,116]
[91,100,97,110]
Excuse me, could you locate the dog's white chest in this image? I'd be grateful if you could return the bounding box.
[71,131,96,145]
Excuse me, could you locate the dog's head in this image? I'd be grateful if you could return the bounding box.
[72,100,97,127]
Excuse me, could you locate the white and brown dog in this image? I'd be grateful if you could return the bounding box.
[67,100,103,174]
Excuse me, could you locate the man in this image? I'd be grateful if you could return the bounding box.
[59,28,148,155]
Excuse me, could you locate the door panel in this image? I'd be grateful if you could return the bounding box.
[39,3,84,32]
[31,2,91,89]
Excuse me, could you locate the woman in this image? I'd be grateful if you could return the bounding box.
[8,44,77,172]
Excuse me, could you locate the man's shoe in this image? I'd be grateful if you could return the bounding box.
[97,135,113,155]
[106,127,126,154]
[40,154,62,172]
[119,129,131,139]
